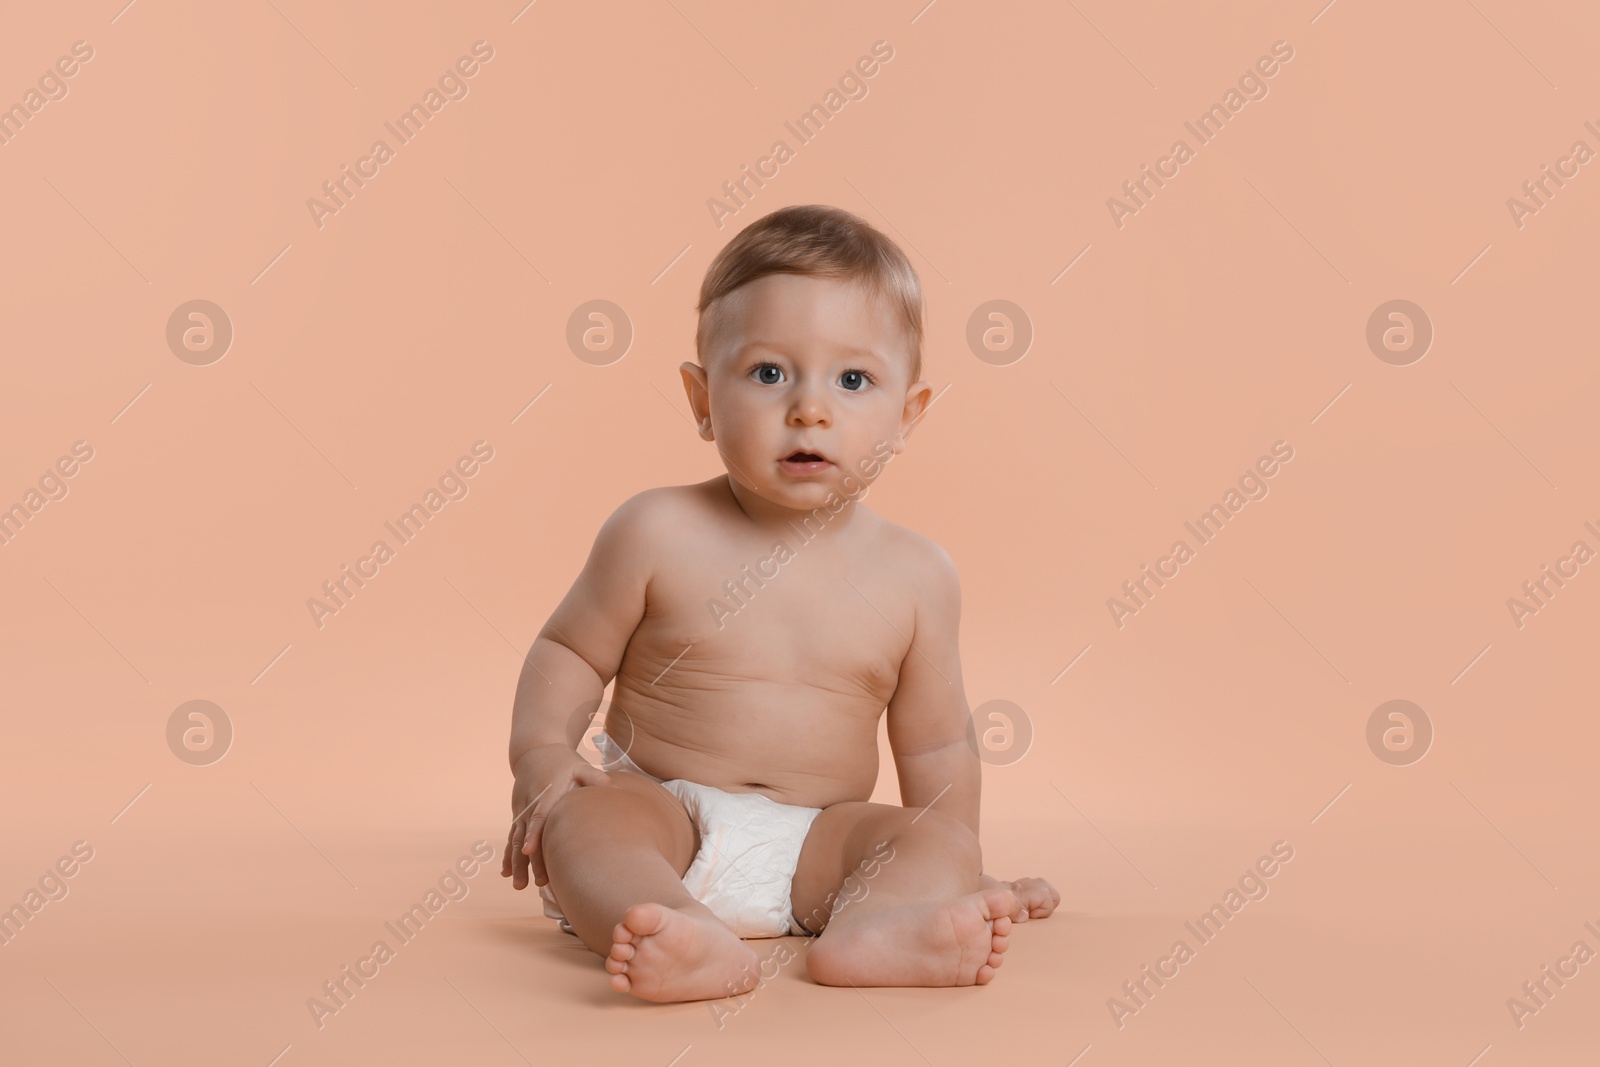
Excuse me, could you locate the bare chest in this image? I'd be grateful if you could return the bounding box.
[627,536,912,703]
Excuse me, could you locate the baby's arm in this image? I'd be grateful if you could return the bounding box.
[884,542,1063,923]
[884,543,981,836]
[502,492,659,890]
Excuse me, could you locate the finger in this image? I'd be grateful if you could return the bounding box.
[503,817,528,879]
[527,815,548,887]
[512,819,532,891]
[501,822,519,878]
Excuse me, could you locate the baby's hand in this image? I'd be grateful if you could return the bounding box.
[980,874,1061,922]
[501,743,614,891]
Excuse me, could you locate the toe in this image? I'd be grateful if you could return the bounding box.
[621,902,669,938]
[981,889,1017,923]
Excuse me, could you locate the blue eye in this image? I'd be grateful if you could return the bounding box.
[839,370,871,391]
[753,364,784,384]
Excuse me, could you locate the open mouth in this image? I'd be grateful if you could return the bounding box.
[780,449,832,474]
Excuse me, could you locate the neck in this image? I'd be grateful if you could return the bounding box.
[722,473,860,537]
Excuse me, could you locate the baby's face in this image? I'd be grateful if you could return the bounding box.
[682,274,929,515]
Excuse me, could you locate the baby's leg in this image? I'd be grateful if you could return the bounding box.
[790,803,1016,987]
[541,772,758,1001]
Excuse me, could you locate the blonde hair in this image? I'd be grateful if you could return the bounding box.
[695,204,924,382]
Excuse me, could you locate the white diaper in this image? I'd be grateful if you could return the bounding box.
[538,732,821,939]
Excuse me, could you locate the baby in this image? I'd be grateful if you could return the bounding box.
[500,204,1058,1002]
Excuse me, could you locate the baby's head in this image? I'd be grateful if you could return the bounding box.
[681,204,931,517]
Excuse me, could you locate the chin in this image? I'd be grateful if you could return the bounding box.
[759,484,836,512]
[771,486,830,508]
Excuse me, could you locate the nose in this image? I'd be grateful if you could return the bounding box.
[787,381,831,427]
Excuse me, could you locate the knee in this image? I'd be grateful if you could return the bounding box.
[542,780,680,863]
[541,786,606,854]
[886,809,981,864]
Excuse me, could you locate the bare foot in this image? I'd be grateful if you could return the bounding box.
[806,886,1016,987]
[984,875,1060,922]
[605,901,760,1003]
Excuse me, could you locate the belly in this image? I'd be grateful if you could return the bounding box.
[607,668,885,808]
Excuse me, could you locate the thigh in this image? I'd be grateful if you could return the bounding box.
[789,801,908,935]
[544,770,700,877]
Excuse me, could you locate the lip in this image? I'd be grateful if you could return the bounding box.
[779,448,833,476]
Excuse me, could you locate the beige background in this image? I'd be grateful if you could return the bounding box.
[2,0,1597,1063]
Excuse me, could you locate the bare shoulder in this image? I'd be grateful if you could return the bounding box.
[869,515,961,606]
[601,481,719,537]
[583,483,717,579]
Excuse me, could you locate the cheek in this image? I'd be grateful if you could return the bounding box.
[719,406,768,441]
[713,412,773,463]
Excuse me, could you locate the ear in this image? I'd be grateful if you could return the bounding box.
[892,379,934,453]
[679,361,713,440]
